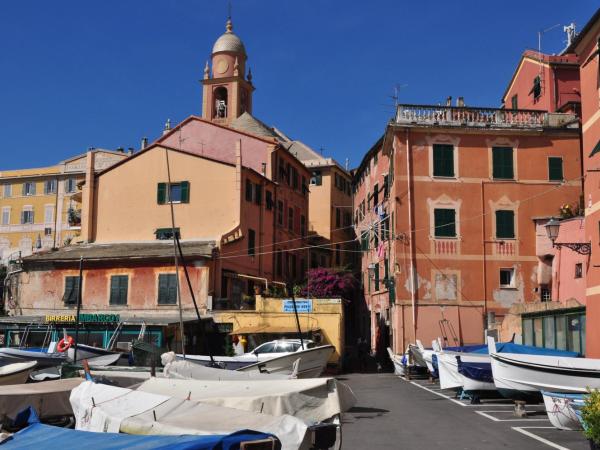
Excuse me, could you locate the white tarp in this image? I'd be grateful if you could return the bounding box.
[70,381,309,450]
[137,377,356,424]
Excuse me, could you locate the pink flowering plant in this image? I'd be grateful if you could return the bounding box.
[301,268,358,299]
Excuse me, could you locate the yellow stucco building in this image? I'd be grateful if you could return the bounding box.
[0,150,128,262]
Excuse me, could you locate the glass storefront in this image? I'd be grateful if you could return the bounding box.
[522,307,586,355]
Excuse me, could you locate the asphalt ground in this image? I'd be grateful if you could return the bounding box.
[340,373,589,450]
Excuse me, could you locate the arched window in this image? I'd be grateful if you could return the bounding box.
[214,86,228,118]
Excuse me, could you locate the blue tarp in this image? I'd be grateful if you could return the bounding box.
[1,408,276,450]
[431,354,439,379]
[456,359,494,383]
[471,342,579,357]
[443,344,487,353]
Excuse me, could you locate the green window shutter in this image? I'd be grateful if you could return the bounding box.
[168,274,177,304]
[180,181,190,203]
[548,158,563,181]
[110,275,128,305]
[375,263,380,291]
[493,147,514,179]
[157,183,167,204]
[158,274,168,304]
[496,210,515,238]
[433,144,454,177]
[434,208,456,237]
[63,277,73,303]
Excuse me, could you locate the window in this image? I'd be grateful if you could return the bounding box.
[44,179,56,195]
[301,176,308,196]
[155,228,180,240]
[434,208,456,238]
[383,174,390,199]
[344,212,351,227]
[540,285,551,302]
[286,163,291,186]
[157,182,190,204]
[276,251,282,276]
[21,209,34,224]
[109,275,129,305]
[499,268,514,288]
[335,244,341,265]
[373,183,379,207]
[265,191,273,210]
[361,231,369,251]
[433,144,455,177]
[63,276,80,305]
[2,184,11,198]
[248,229,256,256]
[288,207,294,231]
[495,210,515,239]
[254,184,262,206]
[532,76,541,100]
[492,147,514,179]
[374,262,380,291]
[44,205,54,224]
[511,94,518,110]
[310,170,322,186]
[65,178,76,193]
[22,182,36,196]
[292,167,299,190]
[381,216,389,241]
[548,157,563,182]
[1,208,9,226]
[300,215,306,237]
[44,227,52,236]
[336,208,341,228]
[575,263,583,279]
[158,274,178,305]
[245,180,253,202]
[277,201,283,225]
[254,342,278,354]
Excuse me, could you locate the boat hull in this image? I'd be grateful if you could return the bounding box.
[0,361,37,385]
[68,344,121,368]
[387,348,405,376]
[542,391,584,431]
[239,345,335,378]
[437,353,490,390]
[0,348,65,369]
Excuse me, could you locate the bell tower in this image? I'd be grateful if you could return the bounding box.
[202,18,254,123]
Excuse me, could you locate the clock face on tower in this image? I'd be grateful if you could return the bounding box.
[215,58,229,75]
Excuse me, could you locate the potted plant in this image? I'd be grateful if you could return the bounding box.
[581,389,600,449]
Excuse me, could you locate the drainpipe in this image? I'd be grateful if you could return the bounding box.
[405,129,417,343]
[481,181,488,334]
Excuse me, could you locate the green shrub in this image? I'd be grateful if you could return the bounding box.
[582,389,600,444]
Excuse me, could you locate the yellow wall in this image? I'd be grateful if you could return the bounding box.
[93,147,240,242]
[213,296,344,364]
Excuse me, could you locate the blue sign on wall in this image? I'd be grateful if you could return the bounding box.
[282,299,313,313]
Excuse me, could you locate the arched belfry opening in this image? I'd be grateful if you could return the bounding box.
[213,86,228,119]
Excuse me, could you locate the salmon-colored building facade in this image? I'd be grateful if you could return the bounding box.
[566,9,600,357]
[355,104,582,352]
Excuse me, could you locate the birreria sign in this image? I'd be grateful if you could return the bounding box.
[44,313,121,324]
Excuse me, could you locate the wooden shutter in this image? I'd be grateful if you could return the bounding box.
[180,181,190,203]
[496,210,515,238]
[433,144,454,177]
[158,275,168,304]
[434,208,456,237]
[548,158,563,181]
[493,147,514,179]
[157,183,167,204]
[167,275,177,304]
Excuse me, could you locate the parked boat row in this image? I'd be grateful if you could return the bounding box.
[389,336,600,432]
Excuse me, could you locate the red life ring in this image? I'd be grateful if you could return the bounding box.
[57,336,74,353]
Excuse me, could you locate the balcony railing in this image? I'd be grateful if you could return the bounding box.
[395,104,576,129]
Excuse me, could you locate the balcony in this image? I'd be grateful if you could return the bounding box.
[395,104,577,129]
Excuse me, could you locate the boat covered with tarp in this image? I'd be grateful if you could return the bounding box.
[0,407,278,449]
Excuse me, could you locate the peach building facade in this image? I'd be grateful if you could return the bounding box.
[355,104,582,352]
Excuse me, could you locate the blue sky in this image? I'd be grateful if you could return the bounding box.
[0,1,597,170]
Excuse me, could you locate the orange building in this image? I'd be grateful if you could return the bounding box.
[567,8,600,357]
[355,103,582,353]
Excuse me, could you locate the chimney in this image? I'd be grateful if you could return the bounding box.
[127,147,134,155]
[116,147,124,153]
[457,97,465,107]
[446,96,452,106]
[141,137,148,150]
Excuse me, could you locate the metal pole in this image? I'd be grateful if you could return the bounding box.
[165,148,185,358]
[73,256,83,363]
[288,282,304,349]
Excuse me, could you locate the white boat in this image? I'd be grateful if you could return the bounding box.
[487,337,600,399]
[436,351,490,390]
[408,344,428,368]
[416,340,435,373]
[238,345,335,378]
[0,347,66,368]
[0,361,37,385]
[387,348,405,376]
[67,344,121,367]
[0,378,83,420]
[542,391,584,431]
[179,339,316,370]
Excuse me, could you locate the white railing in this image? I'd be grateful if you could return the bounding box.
[395,104,574,128]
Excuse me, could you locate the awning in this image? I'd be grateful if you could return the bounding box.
[231,325,320,335]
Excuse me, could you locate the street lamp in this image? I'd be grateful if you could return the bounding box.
[544,217,591,255]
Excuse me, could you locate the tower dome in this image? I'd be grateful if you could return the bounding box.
[212,18,246,56]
